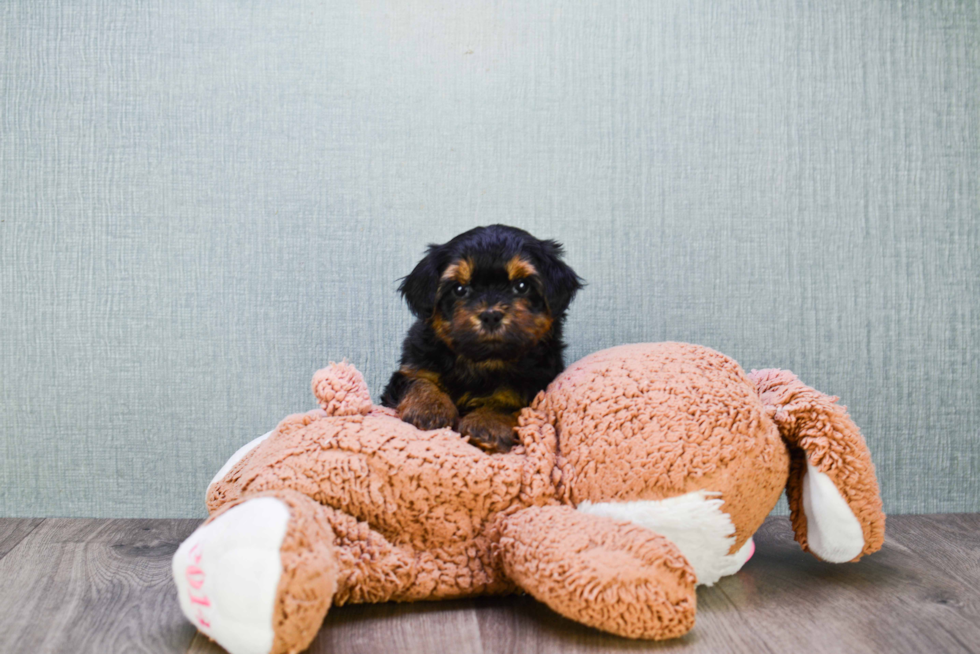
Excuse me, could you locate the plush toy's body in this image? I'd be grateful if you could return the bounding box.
[173,343,884,654]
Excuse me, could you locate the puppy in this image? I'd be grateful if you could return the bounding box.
[381,225,583,453]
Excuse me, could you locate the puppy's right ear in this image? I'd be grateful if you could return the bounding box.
[398,244,446,319]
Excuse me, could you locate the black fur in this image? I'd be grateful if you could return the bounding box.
[381,225,583,444]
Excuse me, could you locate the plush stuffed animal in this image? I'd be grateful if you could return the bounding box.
[173,342,884,654]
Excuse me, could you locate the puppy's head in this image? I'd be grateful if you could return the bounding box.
[399,225,583,361]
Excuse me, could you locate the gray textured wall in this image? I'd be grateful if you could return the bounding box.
[1,1,977,518]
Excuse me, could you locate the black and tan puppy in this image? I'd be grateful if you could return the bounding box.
[381,225,583,453]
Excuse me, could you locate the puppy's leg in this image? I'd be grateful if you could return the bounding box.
[459,408,519,453]
[386,368,458,431]
[458,387,525,452]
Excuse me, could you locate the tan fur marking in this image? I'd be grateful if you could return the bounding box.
[400,366,443,387]
[511,298,553,341]
[441,258,473,285]
[457,357,512,373]
[431,313,454,347]
[506,255,537,280]
[459,387,525,412]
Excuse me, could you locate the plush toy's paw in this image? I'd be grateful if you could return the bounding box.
[496,505,696,640]
[458,409,518,453]
[173,493,337,654]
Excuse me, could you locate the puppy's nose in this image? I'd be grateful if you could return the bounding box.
[479,309,504,329]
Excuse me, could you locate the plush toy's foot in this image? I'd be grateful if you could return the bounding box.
[173,491,337,654]
[750,369,885,562]
[495,505,697,640]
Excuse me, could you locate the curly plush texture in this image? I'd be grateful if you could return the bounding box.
[311,362,372,417]
[207,408,527,601]
[180,342,885,653]
[749,368,886,560]
[547,343,789,551]
[495,505,697,639]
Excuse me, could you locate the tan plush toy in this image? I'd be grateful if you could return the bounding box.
[173,342,885,654]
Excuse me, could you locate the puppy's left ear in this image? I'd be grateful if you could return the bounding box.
[398,244,447,319]
[532,239,584,315]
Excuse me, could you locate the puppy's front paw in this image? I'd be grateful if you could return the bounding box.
[459,410,518,453]
[397,388,459,431]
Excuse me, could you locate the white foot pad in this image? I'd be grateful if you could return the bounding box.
[802,461,865,562]
[173,497,291,654]
[577,490,753,586]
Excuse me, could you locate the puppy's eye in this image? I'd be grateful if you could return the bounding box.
[453,284,469,298]
[512,280,530,295]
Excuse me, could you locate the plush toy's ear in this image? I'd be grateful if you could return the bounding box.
[397,244,448,319]
[530,239,584,316]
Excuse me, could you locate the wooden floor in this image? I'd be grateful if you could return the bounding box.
[0,515,977,654]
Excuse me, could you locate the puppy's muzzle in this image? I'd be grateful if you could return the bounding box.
[479,309,504,331]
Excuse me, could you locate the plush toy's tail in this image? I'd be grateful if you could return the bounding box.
[312,361,373,416]
[748,369,885,562]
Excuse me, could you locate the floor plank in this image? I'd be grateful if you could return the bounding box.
[0,518,200,654]
[314,600,485,654]
[0,515,977,654]
[0,518,44,560]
